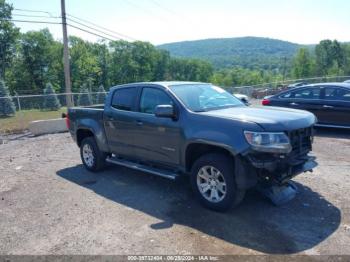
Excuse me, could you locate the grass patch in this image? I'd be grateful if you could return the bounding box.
[0,107,67,134]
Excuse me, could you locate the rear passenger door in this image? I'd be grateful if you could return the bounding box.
[319,86,350,126]
[103,86,140,158]
[279,87,323,118]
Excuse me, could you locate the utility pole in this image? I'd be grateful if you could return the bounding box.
[61,0,73,107]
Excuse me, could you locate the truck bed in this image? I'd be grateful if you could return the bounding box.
[67,104,111,152]
[68,105,104,120]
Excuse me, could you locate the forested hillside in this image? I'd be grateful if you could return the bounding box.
[158,37,301,69]
[1,0,350,98]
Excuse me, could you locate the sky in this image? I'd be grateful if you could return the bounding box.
[7,0,350,45]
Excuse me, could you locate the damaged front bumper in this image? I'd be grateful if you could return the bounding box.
[237,153,317,205]
[234,151,318,191]
[247,153,318,184]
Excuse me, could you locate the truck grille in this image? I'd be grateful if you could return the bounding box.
[288,127,313,157]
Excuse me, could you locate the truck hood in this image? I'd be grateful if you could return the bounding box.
[201,106,316,131]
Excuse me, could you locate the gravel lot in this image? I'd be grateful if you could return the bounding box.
[0,129,350,255]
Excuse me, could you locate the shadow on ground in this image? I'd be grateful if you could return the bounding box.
[314,127,350,139]
[57,164,340,254]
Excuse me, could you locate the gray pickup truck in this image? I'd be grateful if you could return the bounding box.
[67,81,317,211]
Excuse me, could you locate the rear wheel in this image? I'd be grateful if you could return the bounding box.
[80,137,107,172]
[190,153,245,211]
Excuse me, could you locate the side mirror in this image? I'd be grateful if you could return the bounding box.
[240,98,250,105]
[154,105,176,119]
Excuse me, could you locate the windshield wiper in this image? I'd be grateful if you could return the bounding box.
[203,105,239,111]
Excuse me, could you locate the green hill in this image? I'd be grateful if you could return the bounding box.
[158,37,302,70]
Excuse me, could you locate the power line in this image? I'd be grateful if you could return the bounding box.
[148,0,181,17]
[12,13,61,19]
[66,17,124,41]
[3,19,121,41]
[123,0,173,25]
[124,0,202,41]
[67,23,116,41]
[66,13,137,41]
[1,19,62,25]
[148,0,204,35]
[12,7,137,41]
[13,8,58,18]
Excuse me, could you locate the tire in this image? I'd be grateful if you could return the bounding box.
[80,136,107,172]
[190,153,245,212]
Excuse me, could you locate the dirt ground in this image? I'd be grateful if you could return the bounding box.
[0,129,350,255]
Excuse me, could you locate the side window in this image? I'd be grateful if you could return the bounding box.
[291,87,321,100]
[324,87,350,101]
[140,88,173,114]
[111,87,137,111]
[280,91,292,98]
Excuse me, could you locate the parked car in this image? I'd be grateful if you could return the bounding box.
[233,93,250,105]
[67,81,317,211]
[262,82,350,128]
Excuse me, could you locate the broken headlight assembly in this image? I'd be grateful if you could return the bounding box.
[244,131,292,154]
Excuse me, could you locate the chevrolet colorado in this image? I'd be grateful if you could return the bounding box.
[67,82,317,211]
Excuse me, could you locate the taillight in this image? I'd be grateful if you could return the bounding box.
[65,113,70,129]
[262,99,270,106]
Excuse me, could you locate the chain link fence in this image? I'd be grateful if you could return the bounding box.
[228,75,350,98]
[0,91,107,136]
[1,75,350,136]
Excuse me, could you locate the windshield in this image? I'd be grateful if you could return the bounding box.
[169,84,244,112]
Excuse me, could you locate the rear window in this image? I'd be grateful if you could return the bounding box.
[111,87,137,111]
[324,87,350,101]
[280,87,321,100]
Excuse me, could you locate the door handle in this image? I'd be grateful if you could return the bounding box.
[136,120,143,126]
[323,105,334,108]
[289,102,298,106]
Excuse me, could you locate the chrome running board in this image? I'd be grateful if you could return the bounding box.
[106,156,179,180]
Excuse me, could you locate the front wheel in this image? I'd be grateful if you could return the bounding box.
[190,153,245,211]
[80,136,107,172]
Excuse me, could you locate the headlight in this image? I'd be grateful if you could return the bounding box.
[244,131,292,153]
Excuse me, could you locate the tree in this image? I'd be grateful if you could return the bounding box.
[210,67,279,87]
[96,41,110,87]
[315,40,333,75]
[331,40,345,69]
[0,78,15,117]
[292,48,313,78]
[343,43,350,75]
[43,83,61,111]
[0,0,20,78]
[315,40,346,76]
[18,29,57,93]
[168,58,213,82]
[96,85,107,104]
[70,36,100,91]
[109,40,145,84]
[78,84,92,106]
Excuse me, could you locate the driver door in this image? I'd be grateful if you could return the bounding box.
[132,86,182,167]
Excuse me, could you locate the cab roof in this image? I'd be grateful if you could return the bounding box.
[111,81,209,90]
[306,82,350,88]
